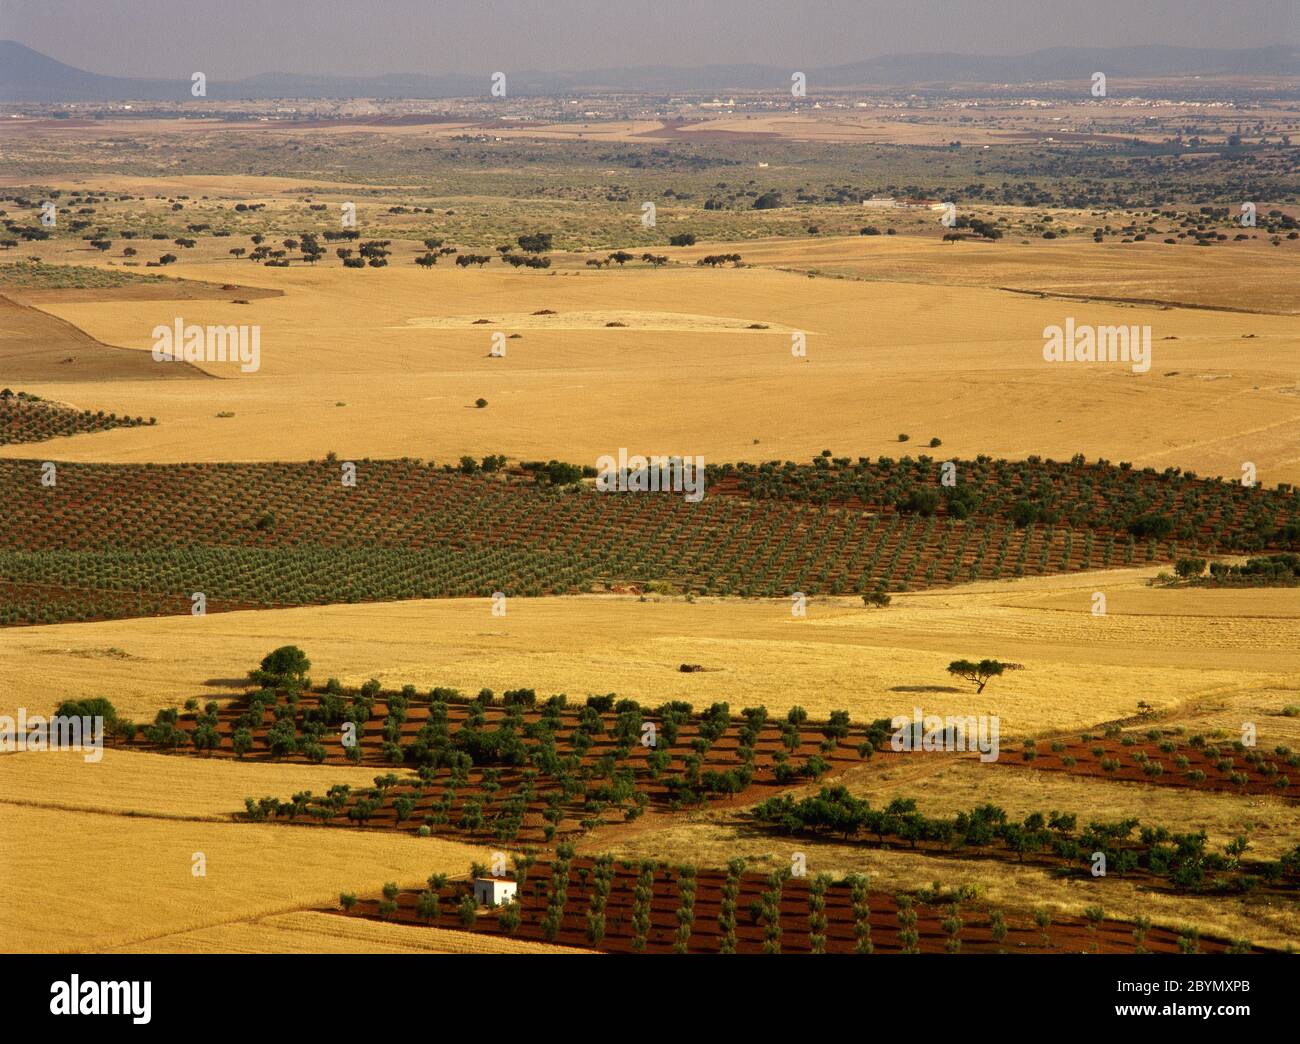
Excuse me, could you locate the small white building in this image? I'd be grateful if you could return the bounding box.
[473,877,518,908]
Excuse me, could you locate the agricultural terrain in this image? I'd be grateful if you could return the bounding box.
[2,92,1297,957]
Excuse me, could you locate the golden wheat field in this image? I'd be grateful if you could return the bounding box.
[0,747,388,820]
[0,801,488,953]
[2,570,1296,735]
[107,911,591,954]
[4,227,1298,484]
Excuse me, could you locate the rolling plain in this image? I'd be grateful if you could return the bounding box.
[2,99,1297,954]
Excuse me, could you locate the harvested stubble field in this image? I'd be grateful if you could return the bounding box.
[0,801,488,954]
[0,746,387,821]
[3,572,1294,735]
[336,857,1265,954]
[110,911,588,954]
[1,244,1296,485]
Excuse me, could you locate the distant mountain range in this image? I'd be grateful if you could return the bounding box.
[1,40,1297,102]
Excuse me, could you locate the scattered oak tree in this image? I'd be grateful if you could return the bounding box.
[946,658,1022,693]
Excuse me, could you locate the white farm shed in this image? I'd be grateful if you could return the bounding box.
[473,877,518,907]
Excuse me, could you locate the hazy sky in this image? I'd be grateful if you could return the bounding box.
[2,0,1296,77]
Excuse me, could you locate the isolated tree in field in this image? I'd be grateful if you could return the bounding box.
[250,645,311,688]
[339,892,357,911]
[946,658,1022,693]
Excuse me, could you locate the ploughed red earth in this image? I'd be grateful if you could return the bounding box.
[334,858,1268,954]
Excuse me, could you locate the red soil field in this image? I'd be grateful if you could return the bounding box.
[336,858,1265,954]
[120,687,876,846]
[996,731,1299,802]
